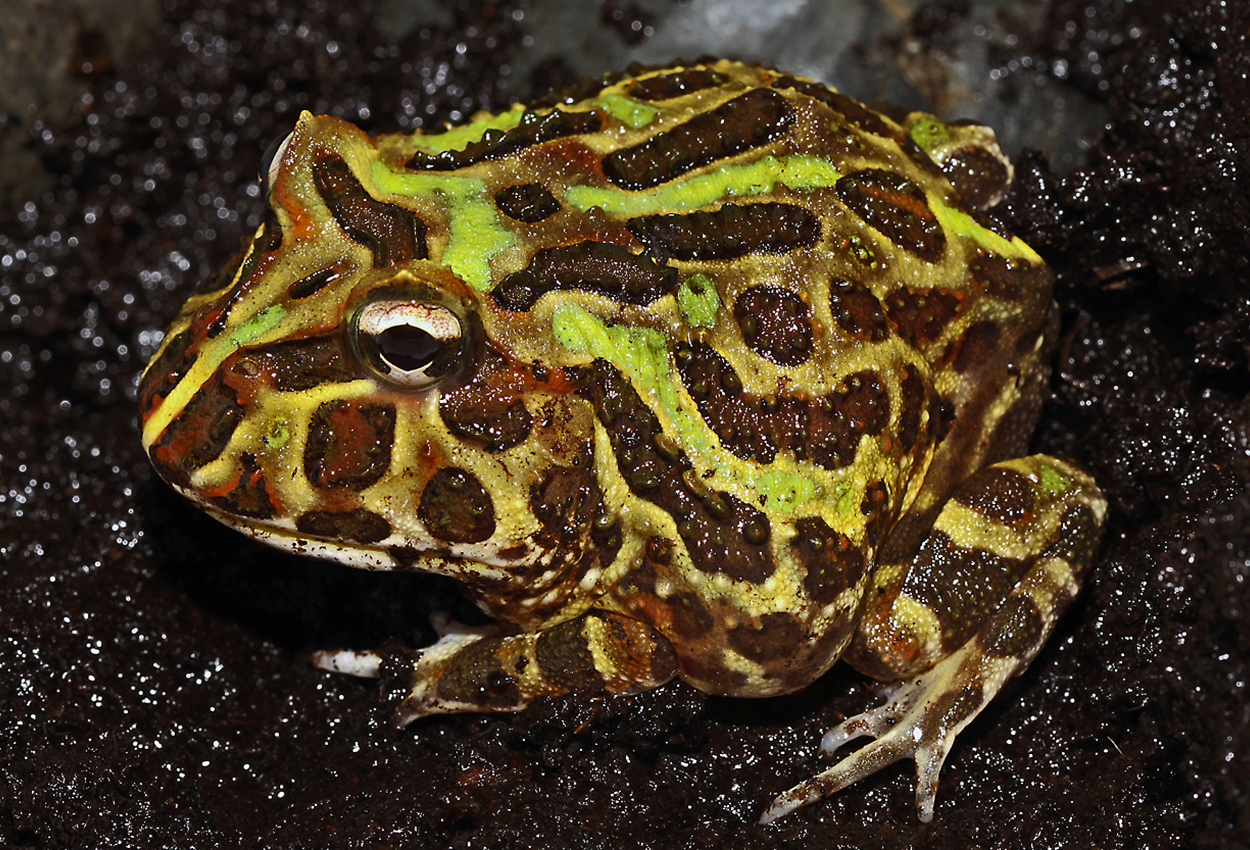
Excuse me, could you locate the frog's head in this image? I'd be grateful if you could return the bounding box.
[138,112,611,598]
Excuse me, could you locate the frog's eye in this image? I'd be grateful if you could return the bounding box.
[351,299,465,389]
[259,132,293,195]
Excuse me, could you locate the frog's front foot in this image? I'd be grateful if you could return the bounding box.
[312,612,496,680]
[761,645,1005,824]
[316,610,678,725]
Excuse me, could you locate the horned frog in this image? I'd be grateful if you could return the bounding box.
[138,60,1105,821]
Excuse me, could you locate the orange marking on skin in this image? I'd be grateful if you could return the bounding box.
[867,183,936,223]
[521,137,605,177]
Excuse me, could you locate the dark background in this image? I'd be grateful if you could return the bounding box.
[2,0,1247,847]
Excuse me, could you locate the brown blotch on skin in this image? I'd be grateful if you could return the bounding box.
[732,285,814,366]
[772,76,898,139]
[897,135,944,177]
[296,508,392,544]
[618,558,658,598]
[978,594,1046,660]
[793,516,865,607]
[628,67,727,100]
[528,69,629,109]
[496,544,528,562]
[664,591,716,645]
[439,354,533,452]
[204,281,258,342]
[388,545,421,570]
[905,529,1031,652]
[828,277,890,343]
[926,678,988,732]
[584,359,776,583]
[970,254,1050,302]
[492,240,678,312]
[419,467,497,544]
[206,452,277,519]
[530,464,601,558]
[246,335,357,392]
[535,618,606,693]
[148,371,244,488]
[602,88,793,190]
[951,320,1003,373]
[312,154,426,268]
[940,145,1011,210]
[677,650,750,692]
[896,364,929,454]
[192,242,249,298]
[861,479,891,548]
[644,627,680,684]
[675,342,888,469]
[304,400,396,490]
[495,183,561,222]
[628,203,820,262]
[431,637,522,711]
[968,208,1019,243]
[727,612,806,664]
[255,203,284,254]
[953,466,1037,527]
[405,109,603,171]
[286,266,340,300]
[138,329,194,423]
[836,169,947,263]
[883,286,965,348]
[810,371,890,467]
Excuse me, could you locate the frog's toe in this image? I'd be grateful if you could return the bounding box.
[820,680,911,753]
[762,645,1012,824]
[760,728,916,824]
[312,648,384,678]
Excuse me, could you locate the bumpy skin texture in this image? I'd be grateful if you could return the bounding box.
[138,60,1106,822]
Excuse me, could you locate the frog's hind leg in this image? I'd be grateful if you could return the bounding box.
[762,455,1105,823]
[315,609,678,723]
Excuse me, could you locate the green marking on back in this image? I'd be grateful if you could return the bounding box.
[594,94,658,129]
[264,418,291,449]
[930,201,1040,262]
[908,116,950,152]
[233,304,286,345]
[1036,464,1072,498]
[371,164,518,291]
[552,302,842,519]
[566,155,843,215]
[406,106,526,153]
[676,274,721,328]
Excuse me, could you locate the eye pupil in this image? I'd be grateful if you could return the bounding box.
[378,324,440,372]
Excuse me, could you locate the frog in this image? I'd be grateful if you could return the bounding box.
[137,59,1106,822]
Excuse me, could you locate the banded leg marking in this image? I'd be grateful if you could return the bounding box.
[762,455,1106,823]
[316,609,679,724]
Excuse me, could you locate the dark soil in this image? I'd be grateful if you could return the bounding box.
[2,0,1247,847]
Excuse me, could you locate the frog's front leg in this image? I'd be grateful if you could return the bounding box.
[763,455,1105,823]
[316,609,678,723]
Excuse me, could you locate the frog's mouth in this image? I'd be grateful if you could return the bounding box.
[200,503,399,571]
[194,499,530,580]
